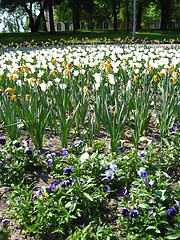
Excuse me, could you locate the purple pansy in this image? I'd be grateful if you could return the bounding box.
[0,138,6,145]
[138,169,148,179]
[104,185,110,192]
[131,210,138,218]
[117,146,125,153]
[167,206,176,217]
[47,158,53,166]
[119,187,127,197]
[122,208,130,218]
[64,167,73,176]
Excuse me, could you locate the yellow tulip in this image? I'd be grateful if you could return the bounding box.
[25,94,30,101]
[134,75,138,83]
[5,87,15,95]
[10,95,17,102]
[158,72,164,77]
[67,62,72,70]
[172,77,177,84]
[170,64,174,72]
[148,66,153,72]
[14,69,19,75]
[83,86,88,94]
[37,77,41,85]
[65,69,69,77]
[153,75,158,83]
[123,59,126,66]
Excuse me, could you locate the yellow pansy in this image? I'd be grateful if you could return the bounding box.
[43,191,48,197]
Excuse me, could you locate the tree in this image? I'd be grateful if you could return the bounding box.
[0,0,48,32]
[54,0,72,29]
[0,6,29,33]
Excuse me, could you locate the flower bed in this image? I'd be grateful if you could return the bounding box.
[0,44,180,239]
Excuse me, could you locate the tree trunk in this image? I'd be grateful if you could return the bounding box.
[113,0,118,31]
[15,18,20,33]
[126,0,129,33]
[160,0,170,30]
[48,0,55,33]
[90,10,93,32]
[42,13,48,32]
[136,4,142,30]
[72,7,76,33]
[75,8,80,30]
[40,1,47,32]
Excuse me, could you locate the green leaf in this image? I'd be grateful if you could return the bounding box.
[176,181,180,192]
[138,203,150,209]
[65,202,72,209]
[94,140,104,151]
[166,233,180,239]
[83,192,93,201]
[146,226,157,230]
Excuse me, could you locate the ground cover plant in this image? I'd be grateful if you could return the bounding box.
[0,43,180,239]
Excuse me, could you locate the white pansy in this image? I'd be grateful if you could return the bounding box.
[80,152,89,163]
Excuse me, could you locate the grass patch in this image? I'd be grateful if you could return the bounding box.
[0,29,180,46]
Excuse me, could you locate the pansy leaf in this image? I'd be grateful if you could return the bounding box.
[166,233,180,240]
[138,203,150,209]
[83,192,93,201]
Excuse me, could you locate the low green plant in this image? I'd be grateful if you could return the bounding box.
[154,77,177,144]
[51,84,79,148]
[118,168,180,239]
[0,139,41,185]
[18,86,51,150]
[9,152,112,239]
[0,92,21,141]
